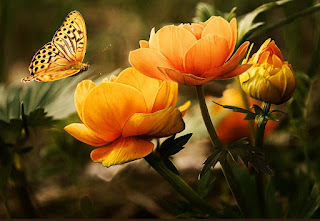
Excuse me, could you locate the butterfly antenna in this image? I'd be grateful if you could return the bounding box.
[87,44,111,63]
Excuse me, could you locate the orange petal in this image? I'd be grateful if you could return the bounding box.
[91,137,154,167]
[83,82,147,142]
[201,41,250,78]
[252,39,271,63]
[122,107,185,138]
[75,80,96,122]
[178,100,191,117]
[184,34,229,75]
[152,81,178,112]
[227,18,237,60]
[129,48,174,81]
[116,67,162,112]
[215,64,252,80]
[202,17,233,49]
[181,23,204,40]
[139,40,149,48]
[157,66,214,85]
[149,26,197,72]
[64,123,108,147]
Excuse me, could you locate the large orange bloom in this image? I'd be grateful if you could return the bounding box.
[65,67,190,167]
[129,16,251,85]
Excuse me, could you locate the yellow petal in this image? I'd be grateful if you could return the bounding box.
[116,67,162,112]
[75,80,96,122]
[129,48,174,81]
[83,82,147,142]
[178,101,191,117]
[91,137,154,167]
[64,123,108,147]
[149,25,197,72]
[184,34,229,75]
[152,81,178,112]
[122,107,185,138]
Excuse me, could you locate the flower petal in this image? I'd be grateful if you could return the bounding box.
[215,64,252,80]
[64,123,108,147]
[181,23,204,40]
[227,18,237,59]
[122,107,185,138]
[116,67,162,112]
[91,137,154,167]
[178,101,191,117]
[129,48,174,81]
[83,82,147,142]
[157,66,214,85]
[184,34,229,75]
[149,25,197,72]
[75,80,96,122]
[201,41,250,78]
[139,40,149,48]
[152,81,178,112]
[202,17,233,49]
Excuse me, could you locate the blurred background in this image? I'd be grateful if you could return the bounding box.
[0,0,320,218]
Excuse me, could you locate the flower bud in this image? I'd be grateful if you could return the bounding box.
[239,39,296,105]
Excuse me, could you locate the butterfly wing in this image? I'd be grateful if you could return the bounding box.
[52,10,87,63]
[22,11,87,82]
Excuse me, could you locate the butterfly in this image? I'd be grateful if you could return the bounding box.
[22,10,89,82]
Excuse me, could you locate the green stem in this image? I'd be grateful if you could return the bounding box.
[195,85,251,218]
[250,3,320,40]
[144,153,217,216]
[235,77,256,144]
[254,102,271,218]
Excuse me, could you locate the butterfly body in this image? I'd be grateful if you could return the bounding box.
[22,11,88,82]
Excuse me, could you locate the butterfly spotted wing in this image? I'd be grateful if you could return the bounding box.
[22,11,89,82]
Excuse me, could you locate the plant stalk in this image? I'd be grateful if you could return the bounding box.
[254,102,271,218]
[195,85,251,218]
[144,153,217,216]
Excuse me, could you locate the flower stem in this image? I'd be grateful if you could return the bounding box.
[254,102,271,217]
[144,153,217,216]
[235,77,256,144]
[195,85,251,218]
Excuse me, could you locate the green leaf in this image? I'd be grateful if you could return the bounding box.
[26,107,55,127]
[163,158,180,175]
[194,170,215,199]
[237,0,292,46]
[265,113,279,122]
[212,101,256,118]
[227,139,273,175]
[200,147,227,178]
[265,179,282,218]
[251,104,263,115]
[287,178,320,218]
[193,2,236,23]
[160,133,192,158]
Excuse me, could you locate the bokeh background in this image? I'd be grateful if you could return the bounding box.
[0,0,320,218]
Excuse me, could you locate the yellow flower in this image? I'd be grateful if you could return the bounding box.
[64,67,190,167]
[129,16,251,85]
[239,39,296,104]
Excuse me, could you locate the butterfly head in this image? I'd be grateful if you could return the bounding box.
[82,63,89,72]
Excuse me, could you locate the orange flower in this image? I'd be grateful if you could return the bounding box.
[65,67,190,167]
[129,16,251,85]
[212,88,277,145]
[240,39,296,104]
